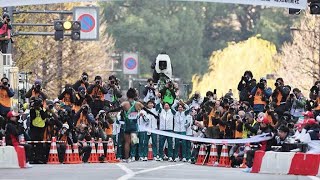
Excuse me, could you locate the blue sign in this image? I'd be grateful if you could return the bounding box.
[78,14,95,32]
[125,58,137,70]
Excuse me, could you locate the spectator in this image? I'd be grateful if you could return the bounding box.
[74,104,95,130]
[187,91,203,109]
[73,72,89,91]
[229,145,245,168]
[87,76,107,117]
[172,100,190,162]
[0,77,14,117]
[185,113,194,163]
[272,78,290,118]
[289,88,306,122]
[5,111,32,168]
[237,71,255,103]
[250,78,272,114]
[143,78,156,103]
[310,81,320,117]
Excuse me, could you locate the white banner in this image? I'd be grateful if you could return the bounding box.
[141,128,273,144]
[174,0,308,9]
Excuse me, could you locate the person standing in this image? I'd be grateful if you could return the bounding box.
[0,77,14,117]
[0,13,12,53]
[172,100,190,162]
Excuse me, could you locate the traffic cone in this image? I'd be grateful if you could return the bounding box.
[48,137,60,164]
[64,144,73,164]
[97,138,105,162]
[89,138,99,163]
[2,136,5,146]
[218,144,230,167]
[206,144,218,166]
[195,145,206,165]
[240,143,251,168]
[148,142,153,160]
[71,143,82,164]
[106,138,120,163]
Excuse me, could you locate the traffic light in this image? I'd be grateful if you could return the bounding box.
[53,20,81,41]
[71,21,81,40]
[310,0,320,14]
[54,20,64,41]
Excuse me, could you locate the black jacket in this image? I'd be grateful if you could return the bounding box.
[72,80,89,91]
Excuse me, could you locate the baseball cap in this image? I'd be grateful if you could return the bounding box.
[7,111,19,119]
[258,116,269,124]
[62,123,69,130]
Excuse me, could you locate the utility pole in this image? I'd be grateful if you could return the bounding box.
[57,14,63,92]
[7,6,13,54]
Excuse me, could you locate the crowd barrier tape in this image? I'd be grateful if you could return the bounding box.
[252,151,320,176]
[140,128,273,144]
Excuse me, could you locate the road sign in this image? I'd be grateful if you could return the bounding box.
[73,7,99,40]
[123,53,138,75]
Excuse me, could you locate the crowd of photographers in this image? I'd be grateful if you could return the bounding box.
[0,70,319,170]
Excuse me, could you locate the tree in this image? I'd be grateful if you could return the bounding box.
[192,36,278,97]
[276,12,319,94]
[13,3,115,98]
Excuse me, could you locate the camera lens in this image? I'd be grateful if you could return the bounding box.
[3,82,8,86]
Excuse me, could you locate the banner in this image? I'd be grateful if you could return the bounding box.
[141,128,273,144]
[174,0,308,9]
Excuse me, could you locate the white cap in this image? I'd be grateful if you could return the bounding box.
[62,123,69,130]
[316,116,320,122]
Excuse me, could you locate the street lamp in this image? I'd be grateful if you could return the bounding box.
[290,27,320,80]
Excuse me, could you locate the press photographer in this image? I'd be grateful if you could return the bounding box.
[143,78,156,103]
[73,86,93,113]
[104,75,122,108]
[29,97,48,164]
[250,77,272,114]
[310,81,320,116]
[159,80,177,106]
[25,80,48,102]
[0,77,14,117]
[87,76,107,117]
[73,72,89,91]
[288,88,306,122]
[0,13,12,53]
[272,78,290,117]
[237,71,255,103]
[58,84,75,109]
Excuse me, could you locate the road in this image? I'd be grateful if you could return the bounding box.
[0,161,318,180]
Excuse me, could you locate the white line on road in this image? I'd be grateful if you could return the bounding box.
[116,163,184,180]
[308,176,320,180]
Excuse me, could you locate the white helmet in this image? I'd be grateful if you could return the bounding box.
[316,116,320,122]
[62,123,69,130]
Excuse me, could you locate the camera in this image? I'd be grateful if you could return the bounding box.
[34,84,41,91]
[48,104,54,110]
[82,76,88,82]
[274,82,279,87]
[2,82,8,86]
[95,80,100,85]
[257,82,264,89]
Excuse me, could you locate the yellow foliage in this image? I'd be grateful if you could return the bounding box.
[192,36,278,98]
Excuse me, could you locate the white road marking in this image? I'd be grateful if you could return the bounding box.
[308,176,320,180]
[116,163,184,180]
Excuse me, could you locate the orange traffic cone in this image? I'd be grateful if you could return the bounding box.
[89,138,99,163]
[2,136,5,146]
[48,137,60,164]
[64,144,73,164]
[206,144,218,166]
[195,145,207,165]
[71,143,82,164]
[97,138,105,162]
[148,142,153,160]
[218,144,230,167]
[106,138,120,163]
[240,143,251,168]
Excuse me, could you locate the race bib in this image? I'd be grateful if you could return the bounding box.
[128,112,138,119]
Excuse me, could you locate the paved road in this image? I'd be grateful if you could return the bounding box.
[0,161,318,180]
